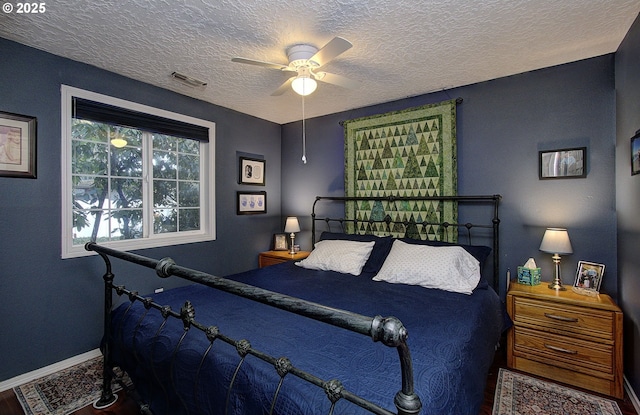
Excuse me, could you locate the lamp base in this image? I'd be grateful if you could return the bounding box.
[289,233,296,255]
[547,253,566,290]
[548,281,567,291]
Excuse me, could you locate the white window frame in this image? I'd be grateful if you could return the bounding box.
[61,85,216,258]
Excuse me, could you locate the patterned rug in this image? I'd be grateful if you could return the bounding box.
[493,368,622,415]
[13,356,130,415]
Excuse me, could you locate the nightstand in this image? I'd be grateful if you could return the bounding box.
[506,283,623,398]
[259,250,310,268]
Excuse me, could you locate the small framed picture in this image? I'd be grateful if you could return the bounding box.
[573,261,605,292]
[539,147,586,179]
[631,130,640,176]
[273,233,288,251]
[237,191,266,215]
[0,111,37,178]
[238,156,265,185]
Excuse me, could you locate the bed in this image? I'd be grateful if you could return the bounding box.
[88,195,504,415]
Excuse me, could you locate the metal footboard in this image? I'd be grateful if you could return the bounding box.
[87,242,422,415]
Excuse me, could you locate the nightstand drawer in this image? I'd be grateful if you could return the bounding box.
[259,255,287,267]
[259,251,310,268]
[513,296,615,341]
[513,327,614,378]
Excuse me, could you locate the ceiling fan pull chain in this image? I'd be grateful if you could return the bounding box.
[302,95,307,164]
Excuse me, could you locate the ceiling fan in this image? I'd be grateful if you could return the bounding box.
[232,37,357,96]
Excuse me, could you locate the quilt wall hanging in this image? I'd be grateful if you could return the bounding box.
[343,99,458,241]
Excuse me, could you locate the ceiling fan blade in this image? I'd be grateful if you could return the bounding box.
[231,57,291,71]
[308,37,352,68]
[271,77,295,96]
[314,72,358,89]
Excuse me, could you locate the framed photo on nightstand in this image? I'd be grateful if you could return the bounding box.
[573,261,605,292]
[273,233,287,251]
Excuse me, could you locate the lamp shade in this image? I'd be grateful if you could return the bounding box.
[284,217,300,233]
[539,228,573,255]
[291,76,317,96]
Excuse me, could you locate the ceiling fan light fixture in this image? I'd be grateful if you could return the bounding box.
[291,76,317,96]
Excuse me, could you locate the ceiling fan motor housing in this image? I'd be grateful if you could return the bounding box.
[287,44,319,68]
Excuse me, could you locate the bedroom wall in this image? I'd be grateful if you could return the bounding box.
[0,38,283,382]
[282,56,617,310]
[615,12,640,399]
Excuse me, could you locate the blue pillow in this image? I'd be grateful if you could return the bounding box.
[318,232,393,276]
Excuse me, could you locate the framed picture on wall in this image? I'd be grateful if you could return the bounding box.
[573,261,605,292]
[0,111,37,178]
[539,147,586,179]
[237,191,267,215]
[631,129,640,176]
[238,156,265,185]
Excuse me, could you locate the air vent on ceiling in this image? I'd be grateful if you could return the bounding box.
[171,72,208,88]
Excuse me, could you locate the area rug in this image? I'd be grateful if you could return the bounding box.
[13,356,130,415]
[493,368,622,415]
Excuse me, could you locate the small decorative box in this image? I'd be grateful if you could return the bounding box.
[517,266,541,285]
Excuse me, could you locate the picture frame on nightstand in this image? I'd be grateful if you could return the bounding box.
[273,233,288,251]
[573,260,605,292]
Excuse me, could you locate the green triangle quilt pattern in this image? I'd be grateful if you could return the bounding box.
[343,100,458,241]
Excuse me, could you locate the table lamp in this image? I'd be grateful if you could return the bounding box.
[539,228,573,290]
[284,217,300,255]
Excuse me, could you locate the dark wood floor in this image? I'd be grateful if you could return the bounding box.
[1,347,638,414]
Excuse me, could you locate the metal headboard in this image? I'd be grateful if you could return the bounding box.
[311,195,502,288]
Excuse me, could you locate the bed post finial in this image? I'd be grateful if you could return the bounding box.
[155,257,176,278]
[370,315,408,346]
[371,316,423,414]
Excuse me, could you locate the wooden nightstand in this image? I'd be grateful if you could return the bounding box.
[506,283,623,398]
[259,250,310,268]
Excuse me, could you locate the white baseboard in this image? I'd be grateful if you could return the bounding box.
[0,348,102,392]
[625,375,640,413]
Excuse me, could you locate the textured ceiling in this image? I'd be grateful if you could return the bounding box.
[1,0,638,124]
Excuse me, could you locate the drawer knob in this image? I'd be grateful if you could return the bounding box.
[544,313,578,323]
[544,343,578,354]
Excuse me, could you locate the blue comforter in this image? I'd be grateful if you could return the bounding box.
[110,261,503,415]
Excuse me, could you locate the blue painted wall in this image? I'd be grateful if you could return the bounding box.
[283,55,616,302]
[0,38,282,382]
[615,13,640,399]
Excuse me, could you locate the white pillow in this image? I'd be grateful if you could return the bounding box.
[295,240,375,276]
[373,239,481,294]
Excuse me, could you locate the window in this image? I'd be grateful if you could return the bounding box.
[61,86,215,258]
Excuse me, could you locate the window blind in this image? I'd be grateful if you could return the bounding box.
[73,97,209,141]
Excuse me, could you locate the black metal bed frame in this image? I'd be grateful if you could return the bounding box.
[311,195,502,288]
[88,194,500,415]
[87,246,422,415]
